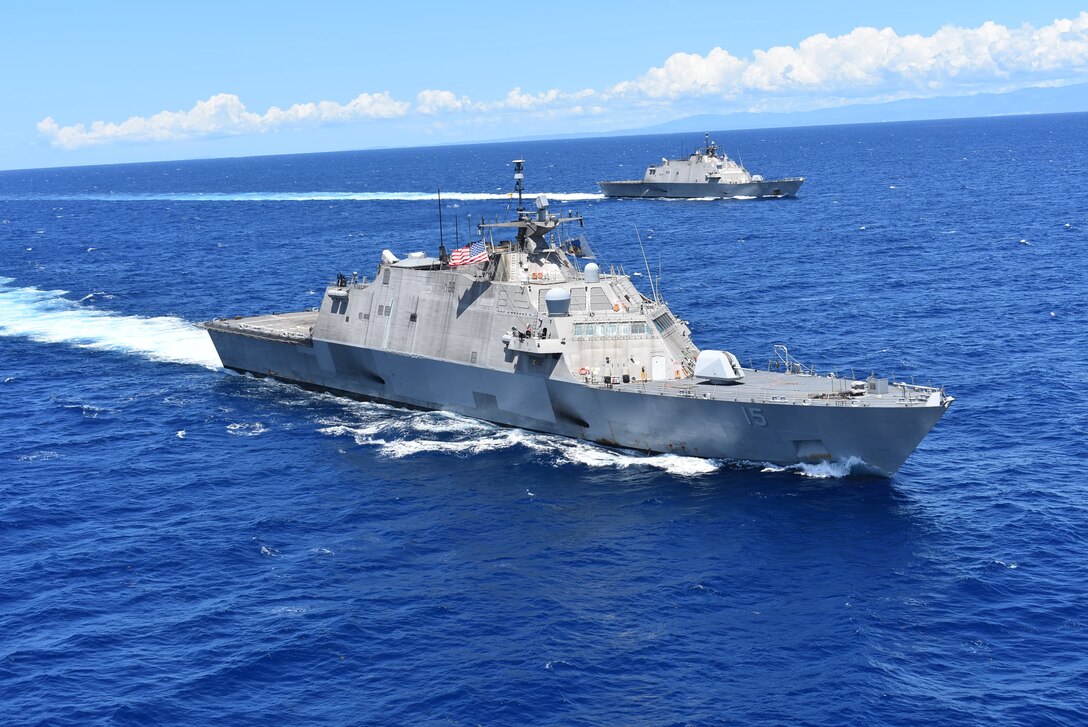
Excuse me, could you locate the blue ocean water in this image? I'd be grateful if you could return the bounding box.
[1,113,1087,725]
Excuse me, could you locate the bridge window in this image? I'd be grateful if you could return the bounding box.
[574,320,651,339]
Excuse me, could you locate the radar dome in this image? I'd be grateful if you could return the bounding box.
[544,288,572,317]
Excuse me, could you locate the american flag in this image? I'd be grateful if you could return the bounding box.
[450,239,488,266]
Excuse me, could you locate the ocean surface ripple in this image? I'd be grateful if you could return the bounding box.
[2,114,1087,725]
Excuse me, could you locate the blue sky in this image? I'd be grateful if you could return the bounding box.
[2,1,1087,170]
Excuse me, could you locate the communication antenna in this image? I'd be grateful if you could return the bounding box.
[635,226,658,304]
[657,254,663,303]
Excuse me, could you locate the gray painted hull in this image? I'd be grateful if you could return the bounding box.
[599,178,804,199]
[207,328,945,476]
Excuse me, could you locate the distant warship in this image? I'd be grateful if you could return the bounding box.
[202,162,949,475]
[599,133,804,199]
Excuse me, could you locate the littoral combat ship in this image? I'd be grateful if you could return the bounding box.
[202,162,950,475]
[599,133,804,199]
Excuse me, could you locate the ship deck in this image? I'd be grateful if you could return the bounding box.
[588,370,939,409]
[202,310,318,343]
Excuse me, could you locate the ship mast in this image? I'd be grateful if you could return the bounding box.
[512,160,528,247]
[476,160,589,264]
[513,159,525,212]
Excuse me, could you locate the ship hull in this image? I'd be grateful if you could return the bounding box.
[599,178,804,199]
[206,328,945,476]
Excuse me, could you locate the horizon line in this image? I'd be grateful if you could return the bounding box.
[3,107,1086,175]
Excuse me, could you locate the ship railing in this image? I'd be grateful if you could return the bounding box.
[769,344,815,375]
[330,272,368,287]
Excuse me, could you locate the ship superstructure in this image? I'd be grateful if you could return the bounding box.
[202,162,948,475]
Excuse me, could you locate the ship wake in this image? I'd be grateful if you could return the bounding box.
[0,277,221,368]
[316,403,721,477]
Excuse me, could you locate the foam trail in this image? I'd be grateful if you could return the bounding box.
[0,277,221,368]
[759,456,872,479]
[2,191,605,203]
[316,405,720,477]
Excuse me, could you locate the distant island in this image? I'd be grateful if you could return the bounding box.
[500,82,1088,143]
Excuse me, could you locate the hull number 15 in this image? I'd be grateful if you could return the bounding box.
[742,407,767,427]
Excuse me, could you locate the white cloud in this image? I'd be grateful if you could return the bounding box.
[36,14,1088,150]
[414,87,598,115]
[614,13,1088,98]
[416,89,470,114]
[612,48,747,97]
[38,92,410,149]
[475,86,595,112]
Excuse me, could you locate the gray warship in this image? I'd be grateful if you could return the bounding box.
[202,162,950,475]
[599,133,804,199]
